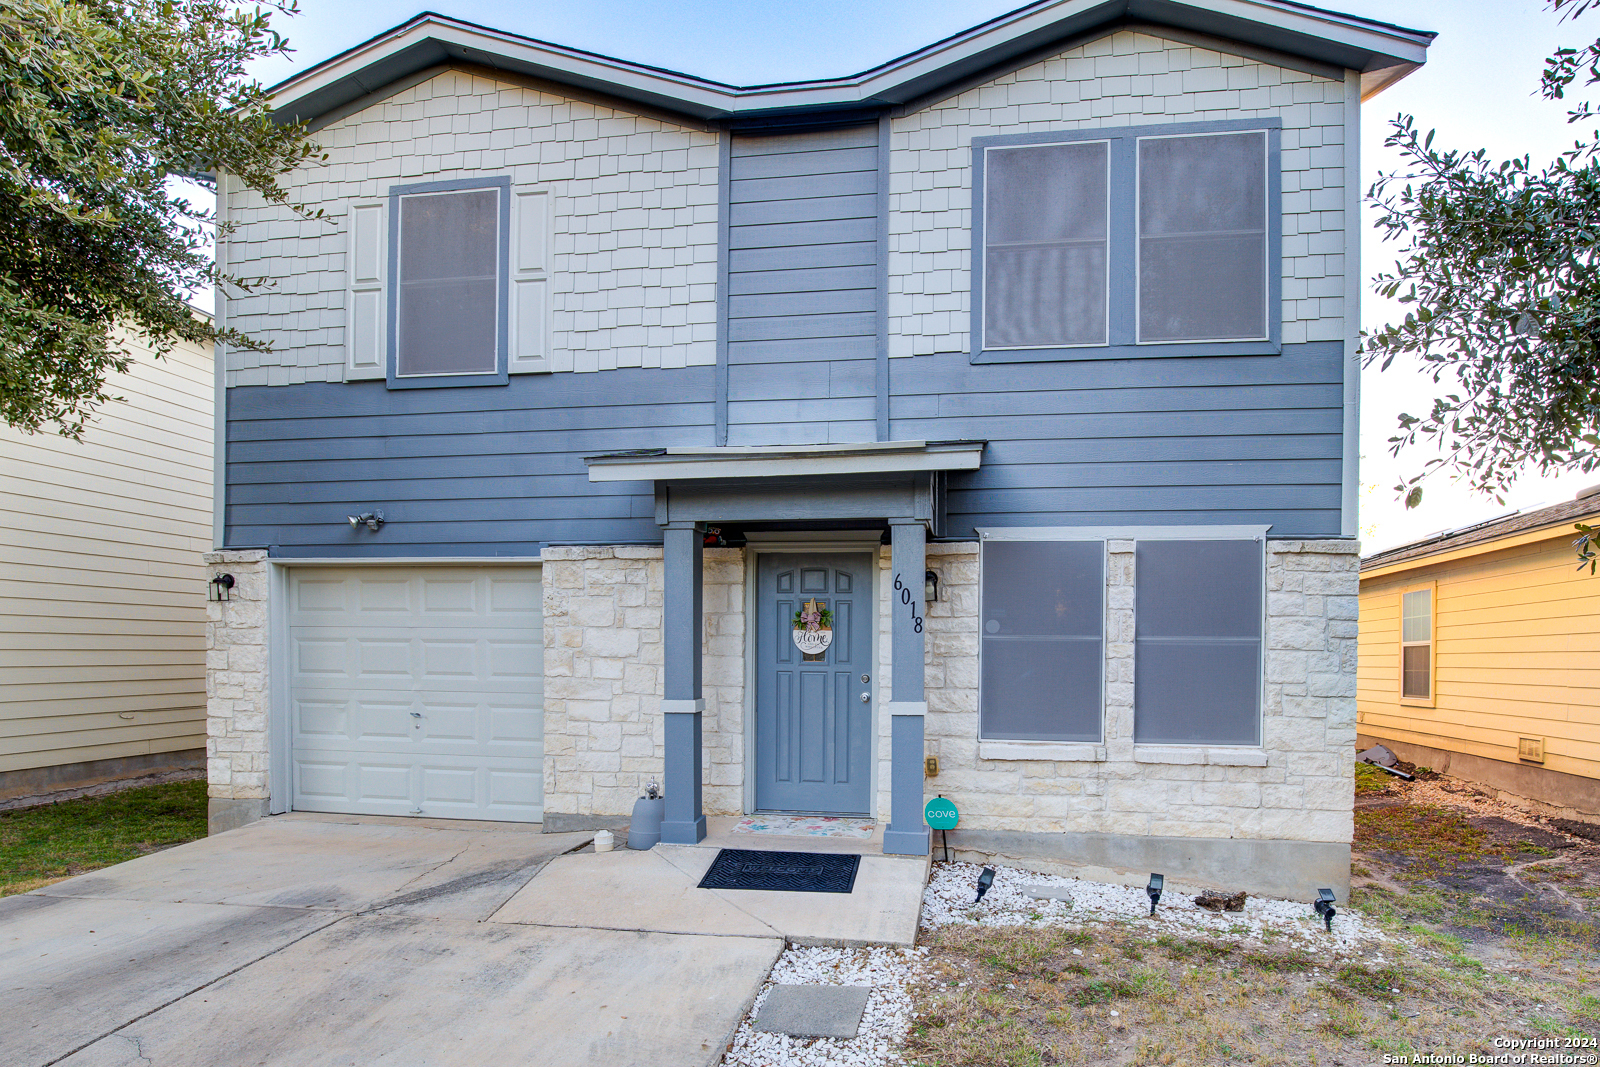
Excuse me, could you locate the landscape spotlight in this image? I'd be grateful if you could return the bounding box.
[1313,888,1337,933]
[974,867,996,904]
[1146,873,1164,917]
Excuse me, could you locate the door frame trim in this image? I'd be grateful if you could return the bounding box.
[741,539,882,819]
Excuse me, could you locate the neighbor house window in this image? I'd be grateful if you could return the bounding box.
[972,120,1278,363]
[1134,538,1263,746]
[1400,587,1433,701]
[979,537,1105,742]
[388,179,509,384]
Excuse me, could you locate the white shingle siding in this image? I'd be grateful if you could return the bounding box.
[888,29,1350,357]
[224,69,720,385]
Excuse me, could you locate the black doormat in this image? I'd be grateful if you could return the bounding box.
[697,849,861,894]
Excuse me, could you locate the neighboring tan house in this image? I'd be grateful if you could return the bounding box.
[203,0,1433,899]
[0,329,215,804]
[1358,486,1600,822]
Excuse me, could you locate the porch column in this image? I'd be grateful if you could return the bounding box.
[883,520,930,856]
[660,521,706,844]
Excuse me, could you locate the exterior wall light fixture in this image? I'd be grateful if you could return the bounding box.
[924,569,939,603]
[348,511,386,532]
[1313,888,1337,932]
[1147,873,1164,916]
[208,573,235,602]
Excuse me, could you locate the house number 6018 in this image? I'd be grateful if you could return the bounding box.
[892,573,923,634]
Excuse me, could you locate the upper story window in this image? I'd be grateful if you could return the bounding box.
[972,119,1280,364]
[395,188,501,378]
[344,175,550,388]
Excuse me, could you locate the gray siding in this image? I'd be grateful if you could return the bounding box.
[223,340,1345,553]
[724,126,880,445]
[893,343,1347,538]
[225,369,714,555]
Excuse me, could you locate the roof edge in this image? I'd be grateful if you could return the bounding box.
[265,0,1432,127]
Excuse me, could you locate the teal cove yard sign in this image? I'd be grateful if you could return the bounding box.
[925,796,958,862]
[924,796,959,829]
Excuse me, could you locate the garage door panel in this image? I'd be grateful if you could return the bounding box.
[288,566,543,823]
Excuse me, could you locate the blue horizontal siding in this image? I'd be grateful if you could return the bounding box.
[726,124,883,446]
[224,347,1347,554]
[226,370,713,555]
[891,343,1347,537]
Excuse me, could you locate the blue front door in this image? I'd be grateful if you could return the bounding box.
[755,552,874,815]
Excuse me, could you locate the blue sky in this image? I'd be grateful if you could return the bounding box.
[248,0,1599,551]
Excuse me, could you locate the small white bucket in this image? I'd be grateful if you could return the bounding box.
[593,829,614,853]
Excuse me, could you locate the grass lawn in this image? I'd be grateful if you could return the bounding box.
[0,779,208,897]
[904,763,1600,1065]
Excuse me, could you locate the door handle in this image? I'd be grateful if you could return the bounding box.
[860,692,871,703]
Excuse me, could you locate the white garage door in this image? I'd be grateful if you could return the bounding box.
[288,566,543,822]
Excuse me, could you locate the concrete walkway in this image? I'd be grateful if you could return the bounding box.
[0,813,926,1067]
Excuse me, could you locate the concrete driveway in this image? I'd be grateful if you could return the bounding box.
[1,814,784,1067]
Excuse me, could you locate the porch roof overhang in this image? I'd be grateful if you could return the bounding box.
[586,441,985,536]
[584,440,984,483]
[266,0,1433,131]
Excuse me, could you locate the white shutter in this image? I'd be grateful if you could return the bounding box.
[346,200,387,380]
[508,186,550,374]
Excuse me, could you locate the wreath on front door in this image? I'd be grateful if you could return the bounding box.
[792,598,834,655]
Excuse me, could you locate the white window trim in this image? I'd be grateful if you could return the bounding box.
[1399,583,1436,706]
[978,525,1271,541]
[1133,745,1269,767]
[980,741,1107,763]
[980,139,1112,352]
[1134,128,1271,346]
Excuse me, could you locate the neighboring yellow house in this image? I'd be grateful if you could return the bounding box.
[1358,486,1600,821]
[0,327,215,804]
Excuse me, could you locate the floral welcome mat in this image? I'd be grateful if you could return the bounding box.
[731,815,875,840]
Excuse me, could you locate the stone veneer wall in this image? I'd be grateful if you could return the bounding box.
[540,545,745,827]
[202,549,272,832]
[917,539,1359,848]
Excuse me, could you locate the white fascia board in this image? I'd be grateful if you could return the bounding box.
[587,444,983,482]
[269,0,1431,122]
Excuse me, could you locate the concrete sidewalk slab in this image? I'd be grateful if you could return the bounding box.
[34,817,590,915]
[0,893,338,1067]
[755,984,871,1039]
[53,915,782,1067]
[489,848,780,938]
[655,845,926,947]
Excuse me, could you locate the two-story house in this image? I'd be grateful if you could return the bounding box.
[203,0,1431,899]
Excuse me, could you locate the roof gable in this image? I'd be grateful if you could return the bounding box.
[268,0,1432,128]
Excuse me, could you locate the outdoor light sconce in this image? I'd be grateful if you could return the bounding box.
[974,866,996,904]
[924,570,939,603]
[347,511,386,532]
[1313,888,1337,933]
[207,573,235,603]
[1146,873,1165,917]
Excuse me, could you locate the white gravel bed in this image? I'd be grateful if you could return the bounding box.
[723,944,926,1067]
[921,861,1390,955]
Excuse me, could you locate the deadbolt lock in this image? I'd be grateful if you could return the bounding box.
[860,674,870,684]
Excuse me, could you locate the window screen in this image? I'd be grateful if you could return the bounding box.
[983,141,1109,349]
[980,540,1104,742]
[1137,132,1267,343]
[1134,539,1262,745]
[396,189,500,376]
[1401,589,1432,699]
